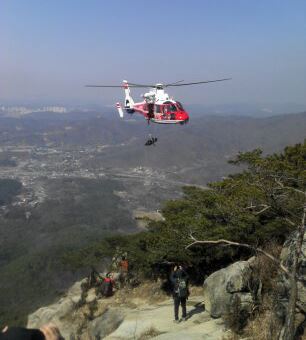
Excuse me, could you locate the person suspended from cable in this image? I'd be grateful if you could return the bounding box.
[145,134,158,146]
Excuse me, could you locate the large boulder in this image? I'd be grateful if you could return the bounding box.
[27,279,87,339]
[276,231,306,337]
[86,308,124,339]
[203,257,260,320]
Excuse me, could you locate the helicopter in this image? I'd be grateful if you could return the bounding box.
[85,78,231,125]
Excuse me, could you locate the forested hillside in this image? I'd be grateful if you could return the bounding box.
[65,140,306,282]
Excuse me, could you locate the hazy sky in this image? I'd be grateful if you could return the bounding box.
[1,0,306,107]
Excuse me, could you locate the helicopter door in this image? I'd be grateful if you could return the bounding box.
[148,103,154,119]
[162,105,173,120]
[161,105,168,119]
[154,105,162,120]
[168,104,177,120]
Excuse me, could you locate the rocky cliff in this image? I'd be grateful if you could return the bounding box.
[27,282,229,339]
[27,232,306,339]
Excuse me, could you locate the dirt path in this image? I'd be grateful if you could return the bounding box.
[105,295,227,339]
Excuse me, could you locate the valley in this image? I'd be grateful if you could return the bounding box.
[0,110,305,324]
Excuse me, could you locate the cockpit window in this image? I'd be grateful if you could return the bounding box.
[163,104,177,112]
[162,101,177,113]
[176,102,184,110]
[169,104,177,112]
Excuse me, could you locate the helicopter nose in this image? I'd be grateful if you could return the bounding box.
[183,111,189,122]
[177,110,189,123]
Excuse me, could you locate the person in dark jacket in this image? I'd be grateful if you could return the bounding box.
[170,265,189,323]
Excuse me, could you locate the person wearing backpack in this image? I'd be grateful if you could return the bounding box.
[170,265,189,323]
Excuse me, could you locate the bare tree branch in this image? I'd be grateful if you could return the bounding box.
[245,203,271,215]
[284,218,296,227]
[254,205,271,215]
[186,236,291,277]
[274,179,306,197]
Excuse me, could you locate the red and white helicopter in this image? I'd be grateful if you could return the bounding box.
[86,78,231,125]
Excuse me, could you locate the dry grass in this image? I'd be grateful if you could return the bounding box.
[189,285,204,296]
[223,298,282,340]
[115,282,203,305]
[242,244,283,339]
[112,280,168,306]
[243,306,281,340]
[247,314,280,340]
[251,242,282,293]
[222,332,240,340]
[137,326,163,340]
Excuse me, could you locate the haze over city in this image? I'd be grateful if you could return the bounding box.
[1,0,306,110]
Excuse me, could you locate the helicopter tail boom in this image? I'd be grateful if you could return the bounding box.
[116,102,124,118]
[123,80,135,113]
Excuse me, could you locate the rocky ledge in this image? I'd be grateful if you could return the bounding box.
[27,281,229,339]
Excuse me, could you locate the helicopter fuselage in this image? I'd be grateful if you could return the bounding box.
[124,85,189,124]
[130,100,189,124]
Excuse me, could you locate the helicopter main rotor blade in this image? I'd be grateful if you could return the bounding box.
[166,78,232,87]
[118,78,231,88]
[85,85,125,88]
[85,78,231,88]
[128,80,185,87]
[127,82,156,87]
[164,80,185,86]
[85,84,148,88]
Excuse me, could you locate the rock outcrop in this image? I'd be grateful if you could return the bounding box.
[276,231,306,337]
[203,257,261,321]
[28,282,228,339]
[27,279,88,339]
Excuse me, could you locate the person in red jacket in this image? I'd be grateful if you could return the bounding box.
[119,256,129,286]
[101,272,114,297]
[119,256,129,273]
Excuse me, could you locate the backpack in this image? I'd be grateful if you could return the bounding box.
[175,278,188,298]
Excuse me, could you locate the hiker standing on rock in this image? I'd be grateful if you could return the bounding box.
[119,255,129,286]
[170,265,189,323]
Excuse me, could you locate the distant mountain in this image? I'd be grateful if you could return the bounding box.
[185,103,306,117]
